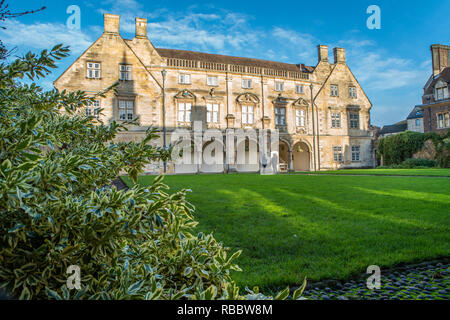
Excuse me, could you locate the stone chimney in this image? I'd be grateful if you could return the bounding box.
[333,47,346,64]
[317,45,329,63]
[431,44,450,76]
[104,14,120,34]
[135,18,148,38]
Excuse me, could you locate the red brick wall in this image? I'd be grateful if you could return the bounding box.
[422,104,450,133]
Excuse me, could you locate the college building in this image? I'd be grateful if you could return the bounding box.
[54,14,377,174]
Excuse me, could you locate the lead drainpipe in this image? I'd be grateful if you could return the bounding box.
[316,96,320,170]
[310,84,317,171]
[161,69,167,173]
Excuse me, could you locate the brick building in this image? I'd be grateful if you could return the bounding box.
[419,44,450,134]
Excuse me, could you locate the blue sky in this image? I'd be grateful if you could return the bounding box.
[2,0,450,127]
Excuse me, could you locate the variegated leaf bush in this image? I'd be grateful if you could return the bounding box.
[0,45,305,300]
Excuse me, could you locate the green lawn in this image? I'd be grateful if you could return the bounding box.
[297,168,450,177]
[122,173,450,291]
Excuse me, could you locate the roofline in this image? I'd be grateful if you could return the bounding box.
[416,98,450,108]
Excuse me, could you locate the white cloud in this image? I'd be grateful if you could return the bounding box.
[0,19,94,55]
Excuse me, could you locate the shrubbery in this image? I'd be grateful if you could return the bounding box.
[0,46,305,300]
[377,130,450,168]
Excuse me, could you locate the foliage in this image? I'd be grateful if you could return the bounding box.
[377,130,450,167]
[125,173,450,289]
[0,46,304,300]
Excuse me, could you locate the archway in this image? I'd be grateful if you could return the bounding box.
[278,141,290,172]
[202,139,224,173]
[292,141,310,171]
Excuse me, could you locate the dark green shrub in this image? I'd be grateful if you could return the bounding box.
[402,158,435,168]
[0,46,305,300]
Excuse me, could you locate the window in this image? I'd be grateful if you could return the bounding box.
[242,105,254,124]
[296,109,306,127]
[436,87,446,100]
[118,100,134,120]
[206,103,219,123]
[179,74,191,84]
[331,112,341,128]
[330,84,339,97]
[275,107,286,125]
[437,113,450,129]
[87,62,101,79]
[296,84,304,94]
[415,119,420,126]
[119,65,132,81]
[85,100,100,118]
[349,86,357,98]
[275,81,284,92]
[352,146,361,162]
[178,102,192,122]
[207,76,218,86]
[349,112,359,129]
[242,79,252,89]
[333,146,343,162]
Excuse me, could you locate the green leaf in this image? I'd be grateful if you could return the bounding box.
[45,287,62,300]
[19,286,31,300]
[274,287,290,300]
[293,278,307,300]
[127,280,144,295]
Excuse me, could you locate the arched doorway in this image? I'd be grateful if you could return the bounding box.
[293,141,310,171]
[202,139,224,173]
[278,141,290,172]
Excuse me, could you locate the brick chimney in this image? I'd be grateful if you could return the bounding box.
[317,45,329,63]
[104,14,120,34]
[431,44,450,76]
[135,18,148,38]
[333,47,346,64]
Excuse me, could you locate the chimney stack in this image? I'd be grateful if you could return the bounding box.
[317,45,329,63]
[431,44,450,76]
[333,47,346,64]
[135,18,148,38]
[104,14,120,34]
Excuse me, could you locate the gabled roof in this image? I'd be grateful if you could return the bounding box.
[155,48,315,73]
[406,106,423,120]
[380,120,407,134]
[424,67,450,94]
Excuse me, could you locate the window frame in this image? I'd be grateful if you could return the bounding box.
[275,81,284,92]
[119,64,132,81]
[207,76,218,86]
[87,62,101,79]
[179,73,191,85]
[241,105,254,125]
[349,86,357,99]
[85,99,101,118]
[351,145,361,162]
[275,106,286,126]
[330,84,339,97]
[349,112,359,129]
[333,146,343,162]
[241,79,252,89]
[295,109,306,127]
[118,99,134,121]
[206,103,219,123]
[331,112,341,128]
[178,102,192,123]
[295,84,305,94]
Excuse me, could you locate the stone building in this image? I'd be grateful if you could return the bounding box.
[54,14,376,173]
[419,44,450,133]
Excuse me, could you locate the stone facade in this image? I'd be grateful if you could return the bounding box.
[54,14,376,173]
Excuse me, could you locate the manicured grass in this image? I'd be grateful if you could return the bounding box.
[122,173,450,291]
[296,168,450,177]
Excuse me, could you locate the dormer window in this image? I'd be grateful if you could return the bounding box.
[436,87,446,100]
[87,62,101,79]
